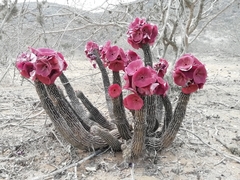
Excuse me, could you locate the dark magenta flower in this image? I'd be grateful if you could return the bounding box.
[16,47,68,85]
[127,18,158,49]
[173,69,188,86]
[126,50,141,65]
[182,84,199,94]
[123,93,143,110]
[173,54,207,94]
[16,52,37,79]
[108,84,122,98]
[154,58,169,78]
[36,69,62,85]
[150,77,169,96]
[132,67,156,88]
[108,60,125,72]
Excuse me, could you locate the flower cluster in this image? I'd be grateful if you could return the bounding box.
[85,41,141,72]
[16,47,67,85]
[85,18,207,111]
[173,54,207,94]
[127,17,158,49]
[122,58,169,110]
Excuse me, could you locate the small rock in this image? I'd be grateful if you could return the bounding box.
[85,166,97,172]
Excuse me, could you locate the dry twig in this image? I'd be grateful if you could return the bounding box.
[32,148,107,180]
[180,128,240,163]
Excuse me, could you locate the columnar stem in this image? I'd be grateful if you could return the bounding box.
[141,43,158,135]
[59,73,86,118]
[112,71,131,140]
[145,95,158,135]
[76,91,115,131]
[93,49,114,119]
[35,81,85,149]
[91,125,122,151]
[141,43,153,67]
[45,83,108,150]
[146,92,190,151]
[157,94,172,136]
[131,108,146,158]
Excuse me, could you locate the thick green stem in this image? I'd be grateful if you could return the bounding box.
[131,108,146,158]
[146,92,190,151]
[76,90,115,130]
[112,71,131,140]
[93,49,114,119]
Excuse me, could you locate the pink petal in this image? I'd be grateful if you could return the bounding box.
[108,84,122,98]
[193,64,207,84]
[175,55,194,71]
[108,60,125,72]
[182,84,198,94]
[126,50,141,64]
[106,45,120,61]
[35,59,52,77]
[173,70,188,86]
[123,94,143,110]
[125,59,144,76]
[151,77,169,95]
[132,67,156,88]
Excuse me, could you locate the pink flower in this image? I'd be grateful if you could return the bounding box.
[125,59,144,76]
[36,69,62,85]
[150,77,169,96]
[154,58,169,78]
[108,60,125,72]
[174,55,194,71]
[173,69,188,86]
[193,64,207,84]
[108,84,122,98]
[173,54,207,94]
[123,93,143,110]
[142,24,158,45]
[132,67,156,88]
[182,84,199,94]
[16,47,68,85]
[127,18,158,49]
[16,52,37,78]
[106,45,120,61]
[125,50,141,65]
[30,47,67,72]
[35,58,52,77]
[85,41,100,68]
[85,41,99,58]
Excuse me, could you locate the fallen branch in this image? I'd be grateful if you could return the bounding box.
[180,128,240,164]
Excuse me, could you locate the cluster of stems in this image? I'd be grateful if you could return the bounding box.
[35,44,190,161]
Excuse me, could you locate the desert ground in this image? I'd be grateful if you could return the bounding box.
[0,2,240,180]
